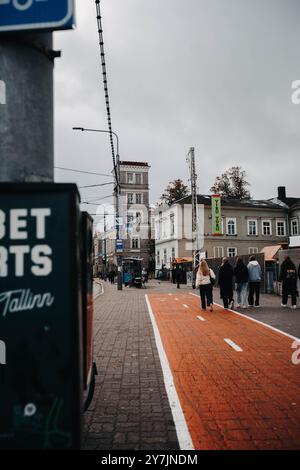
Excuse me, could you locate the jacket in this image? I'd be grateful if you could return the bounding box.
[233,263,248,284]
[195,269,216,287]
[279,259,297,290]
[218,261,234,298]
[247,260,262,282]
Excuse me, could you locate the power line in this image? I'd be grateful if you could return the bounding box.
[79,182,114,188]
[55,166,111,177]
[95,0,118,187]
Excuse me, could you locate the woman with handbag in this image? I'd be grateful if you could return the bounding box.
[195,260,216,312]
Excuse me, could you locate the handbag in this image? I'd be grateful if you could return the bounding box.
[209,275,215,286]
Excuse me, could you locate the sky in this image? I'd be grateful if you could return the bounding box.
[54,0,300,226]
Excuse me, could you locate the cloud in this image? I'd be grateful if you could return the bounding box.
[54,0,300,207]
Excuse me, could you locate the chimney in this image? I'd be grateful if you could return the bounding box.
[277,186,286,200]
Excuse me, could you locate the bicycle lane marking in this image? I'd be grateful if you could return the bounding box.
[146,292,300,450]
[145,295,194,450]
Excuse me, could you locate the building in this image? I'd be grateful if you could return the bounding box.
[154,186,300,271]
[105,161,152,270]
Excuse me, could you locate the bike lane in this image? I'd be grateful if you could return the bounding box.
[146,292,300,450]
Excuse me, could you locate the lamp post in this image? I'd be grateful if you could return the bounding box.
[72,126,123,290]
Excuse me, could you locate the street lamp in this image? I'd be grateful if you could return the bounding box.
[72,126,123,290]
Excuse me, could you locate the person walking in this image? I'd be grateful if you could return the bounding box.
[175,265,181,289]
[247,256,262,307]
[279,256,297,309]
[218,258,234,309]
[233,257,248,308]
[195,260,216,311]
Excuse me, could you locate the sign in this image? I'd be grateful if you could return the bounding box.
[0,183,82,449]
[211,194,222,236]
[116,239,123,253]
[0,0,75,33]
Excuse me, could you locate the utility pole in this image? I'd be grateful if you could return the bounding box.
[186,147,200,269]
[0,32,59,182]
[115,154,123,290]
[103,208,107,280]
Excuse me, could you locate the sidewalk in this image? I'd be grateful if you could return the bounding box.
[83,280,180,450]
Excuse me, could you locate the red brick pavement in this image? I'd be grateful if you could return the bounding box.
[148,292,300,450]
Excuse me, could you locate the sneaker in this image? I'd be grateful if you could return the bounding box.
[242,305,247,309]
[236,304,241,308]
[254,305,260,308]
[229,300,234,309]
[291,305,297,309]
[210,304,213,312]
[281,304,287,308]
[248,304,254,308]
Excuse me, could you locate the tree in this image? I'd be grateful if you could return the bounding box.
[210,166,251,199]
[161,179,189,206]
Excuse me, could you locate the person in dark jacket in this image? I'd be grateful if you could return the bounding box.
[175,265,181,288]
[233,257,248,308]
[279,256,297,308]
[218,258,234,309]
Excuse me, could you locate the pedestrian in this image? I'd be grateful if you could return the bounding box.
[233,257,248,308]
[195,260,216,311]
[175,265,181,289]
[218,258,234,309]
[247,256,262,307]
[109,269,116,285]
[279,256,297,309]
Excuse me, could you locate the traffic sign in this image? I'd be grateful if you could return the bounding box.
[0,0,75,33]
[116,239,123,253]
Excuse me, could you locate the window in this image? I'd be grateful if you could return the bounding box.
[248,219,257,236]
[131,237,140,249]
[171,247,175,259]
[214,246,224,258]
[157,250,160,266]
[262,220,272,236]
[227,247,237,257]
[135,173,142,184]
[248,247,258,255]
[170,213,175,236]
[135,212,142,224]
[163,249,167,265]
[136,193,142,204]
[226,218,237,235]
[291,218,299,236]
[127,193,134,204]
[127,172,134,184]
[276,220,286,237]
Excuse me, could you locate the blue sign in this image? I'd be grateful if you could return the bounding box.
[116,239,123,253]
[0,0,75,32]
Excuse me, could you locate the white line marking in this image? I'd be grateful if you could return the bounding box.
[188,293,300,342]
[213,302,300,342]
[182,304,189,309]
[197,316,206,322]
[145,295,194,450]
[224,338,243,352]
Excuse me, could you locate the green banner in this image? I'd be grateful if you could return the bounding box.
[212,195,222,235]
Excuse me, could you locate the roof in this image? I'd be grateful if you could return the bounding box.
[173,194,285,210]
[260,245,282,261]
[173,257,193,264]
[119,161,149,167]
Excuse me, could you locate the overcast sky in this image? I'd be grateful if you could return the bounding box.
[54,0,300,225]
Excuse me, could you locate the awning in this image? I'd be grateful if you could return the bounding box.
[260,245,282,261]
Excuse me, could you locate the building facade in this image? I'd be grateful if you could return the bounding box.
[104,161,152,270]
[154,187,300,271]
